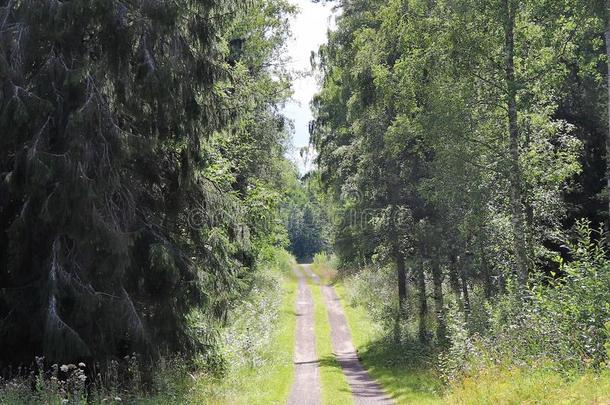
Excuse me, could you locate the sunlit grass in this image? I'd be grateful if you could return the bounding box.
[310,254,443,404]
[446,366,610,405]
[310,253,337,283]
[211,273,297,404]
[335,280,610,405]
[143,272,298,405]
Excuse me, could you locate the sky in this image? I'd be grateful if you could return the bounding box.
[282,0,339,173]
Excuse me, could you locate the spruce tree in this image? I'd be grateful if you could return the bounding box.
[0,0,250,367]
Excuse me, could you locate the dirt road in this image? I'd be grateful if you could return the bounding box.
[287,266,321,405]
[287,264,393,405]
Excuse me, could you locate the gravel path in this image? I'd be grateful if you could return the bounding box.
[287,266,321,405]
[301,264,393,405]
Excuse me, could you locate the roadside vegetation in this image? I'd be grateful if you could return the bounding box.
[312,253,610,404]
[309,0,610,403]
[0,0,302,402]
[180,249,297,405]
[336,282,443,405]
[0,249,298,405]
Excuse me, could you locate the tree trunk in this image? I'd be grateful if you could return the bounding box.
[523,120,536,262]
[604,0,610,229]
[503,0,528,286]
[431,257,446,344]
[393,245,407,344]
[448,254,462,306]
[396,248,407,311]
[479,244,493,299]
[459,271,470,322]
[389,201,407,312]
[416,256,428,344]
[461,252,473,321]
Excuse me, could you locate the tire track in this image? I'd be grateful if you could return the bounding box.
[302,264,393,405]
[287,266,321,405]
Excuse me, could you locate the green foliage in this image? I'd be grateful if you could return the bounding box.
[441,219,610,383]
[446,366,610,404]
[222,260,286,370]
[539,220,610,366]
[335,283,444,404]
[0,0,295,383]
[343,265,403,332]
[284,173,331,263]
[310,252,339,282]
[0,0,246,367]
[311,0,604,367]
[162,248,298,405]
[0,248,298,404]
[0,355,150,404]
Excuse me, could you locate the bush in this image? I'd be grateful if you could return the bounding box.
[442,219,610,381]
[343,265,401,331]
[310,252,339,281]
[540,220,610,367]
[222,267,283,370]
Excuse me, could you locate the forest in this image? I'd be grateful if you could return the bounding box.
[0,0,609,404]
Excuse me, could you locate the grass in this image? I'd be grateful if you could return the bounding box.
[11,249,606,405]
[334,284,444,405]
[310,253,337,283]
[306,269,354,405]
[201,273,297,404]
[311,255,443,404]
[446,366,610,404]
[144,271,298,405]
[0,253,300,405]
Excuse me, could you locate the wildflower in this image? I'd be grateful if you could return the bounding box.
[78,362,86,368]
[60,365,69,373]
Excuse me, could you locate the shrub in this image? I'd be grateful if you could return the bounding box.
[343,265,402,331]
[442,219,610,381]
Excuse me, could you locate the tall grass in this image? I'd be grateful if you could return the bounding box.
[152,247,298,404]
[310,252,338,283]
[335,283,443,404]
[446,366,610,404]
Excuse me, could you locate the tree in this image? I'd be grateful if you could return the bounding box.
[312,0,584,346]
[0,0,295,369]
[284,171,331,262]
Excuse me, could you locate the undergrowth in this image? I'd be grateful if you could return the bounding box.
[320,226,610,405]
[0,248,297,405]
